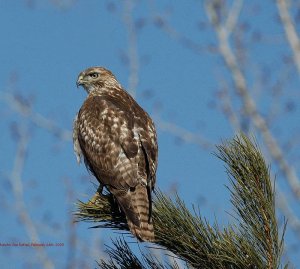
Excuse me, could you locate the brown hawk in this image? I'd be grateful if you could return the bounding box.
[73,67,158,242]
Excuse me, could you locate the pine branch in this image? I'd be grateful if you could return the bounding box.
[97,238,144,269]
[74,134,287,269]
[75,192,128,231]
[216,134,286,268]
[97,238,182,269]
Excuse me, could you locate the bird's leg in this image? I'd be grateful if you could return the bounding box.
[88,184,104,205]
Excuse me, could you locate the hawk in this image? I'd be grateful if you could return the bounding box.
[73,67,158,242]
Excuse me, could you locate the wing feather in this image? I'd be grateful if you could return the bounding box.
[74,86,158,241]
[77,95,139,188]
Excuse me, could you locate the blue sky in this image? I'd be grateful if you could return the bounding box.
[0,1,299,268]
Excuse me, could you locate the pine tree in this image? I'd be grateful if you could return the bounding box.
[75,134,288,269]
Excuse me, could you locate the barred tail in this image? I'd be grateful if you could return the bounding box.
[111,183,155,242]
[127,183,155,242]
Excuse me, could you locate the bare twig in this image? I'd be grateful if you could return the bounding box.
[218,82,241,131]
[9,126,54,269]
[206,0,300,199]
[64,178,77,269]
[0,92,72,141]
[225,0,243,35]
[276,190,300,237]
[276,0,300,75]
[154,116,214,150]
[147,0,217,54]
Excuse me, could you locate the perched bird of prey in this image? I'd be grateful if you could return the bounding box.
[73,67,158,241]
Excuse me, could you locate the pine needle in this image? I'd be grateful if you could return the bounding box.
[74,134,287,269]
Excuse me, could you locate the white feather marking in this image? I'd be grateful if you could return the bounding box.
[141,177,147,185]
[118,151,127,158]
[133,127,139,140]
[73,114,82,164]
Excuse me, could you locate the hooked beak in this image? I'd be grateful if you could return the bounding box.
[76,74,84,88]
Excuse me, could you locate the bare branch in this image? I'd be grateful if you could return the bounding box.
[218,82,242,131]
[148,0,217,54]
[276,190,300,237]
[206,0,300,199]
[9,126,54,269]
[154,116,214,150]
[225,0,243,36]
[64,178,78,269]
[276,0,300,75]
[0,91,72,141]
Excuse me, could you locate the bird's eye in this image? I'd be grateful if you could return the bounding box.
[89,73,99,78]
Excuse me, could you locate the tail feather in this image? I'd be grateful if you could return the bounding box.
[127,184,154,242]
[111,184,155,242]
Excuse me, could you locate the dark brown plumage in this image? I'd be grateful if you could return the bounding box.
[73,67,158,241]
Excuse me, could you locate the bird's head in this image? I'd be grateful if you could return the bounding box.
[76,67,120,93]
